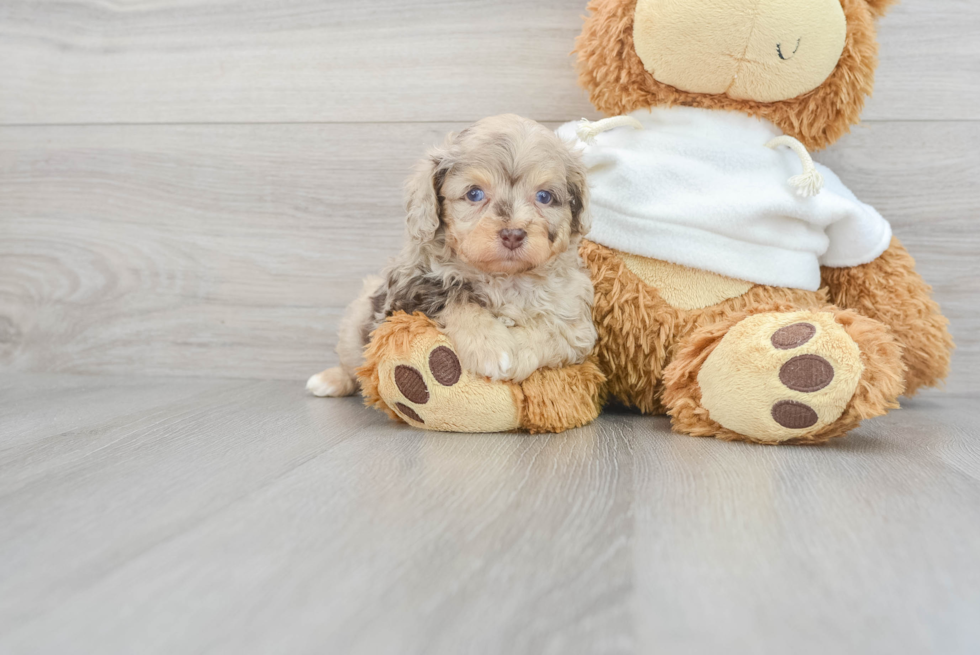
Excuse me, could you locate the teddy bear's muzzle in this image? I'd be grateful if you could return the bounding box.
[632,0,847,103]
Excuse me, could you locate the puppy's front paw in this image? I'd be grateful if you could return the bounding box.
[496,350,541,383]
[465,346,541,383]
[454,342,515,382]
[509,350,543,384]
[498,351,514,377]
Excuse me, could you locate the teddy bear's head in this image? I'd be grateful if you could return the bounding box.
[576,0,896,150]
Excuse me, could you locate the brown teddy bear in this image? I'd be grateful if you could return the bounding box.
[358,0,953,444]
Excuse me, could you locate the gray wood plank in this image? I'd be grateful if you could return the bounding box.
[0,121,450,381]
[0,0,977,126]
[0,375,635,655]
[0,378,389,635]
[0,374,247,452]
[2,121,977,392]
[0,0,597,126]
[1,374,978,654]
[632,394,980,655]
[866,0,980,121]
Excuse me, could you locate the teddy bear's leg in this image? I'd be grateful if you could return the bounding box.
[821,238,954,396]
[357,312,605,433]
[519,355,607,434]
[662,309,905,444]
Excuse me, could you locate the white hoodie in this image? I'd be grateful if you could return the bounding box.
[557,107,892,291]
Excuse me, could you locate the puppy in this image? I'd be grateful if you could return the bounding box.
[307,114,597,398]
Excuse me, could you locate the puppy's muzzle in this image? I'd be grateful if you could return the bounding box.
[499,229,527,251]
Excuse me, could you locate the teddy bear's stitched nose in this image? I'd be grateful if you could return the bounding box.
[499,229,527,251]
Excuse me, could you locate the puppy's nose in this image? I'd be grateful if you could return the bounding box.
[499,228,527,251]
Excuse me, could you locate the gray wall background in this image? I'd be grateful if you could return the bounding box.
[1,0,978,391]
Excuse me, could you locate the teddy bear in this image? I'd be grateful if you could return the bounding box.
[356,0,953,444]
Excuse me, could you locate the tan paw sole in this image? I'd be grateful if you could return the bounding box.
[698,311,864,443]
[377,332,522,433]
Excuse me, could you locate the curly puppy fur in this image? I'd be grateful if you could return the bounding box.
[308,115,597,397]
[575,0,891,151]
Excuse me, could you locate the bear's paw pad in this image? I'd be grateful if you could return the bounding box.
[378,337,521,433]
[698,312,865,442]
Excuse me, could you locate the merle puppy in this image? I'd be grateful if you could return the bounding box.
[308,114,597,397]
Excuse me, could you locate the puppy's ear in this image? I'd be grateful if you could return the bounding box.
[405,141,453,244]
[565,147,591,236]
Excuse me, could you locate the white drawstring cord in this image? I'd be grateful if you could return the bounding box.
[576,116,645,145]
[765,135,824,198]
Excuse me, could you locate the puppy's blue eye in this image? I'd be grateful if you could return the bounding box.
[466,188,485,202]
[536,190,554,205]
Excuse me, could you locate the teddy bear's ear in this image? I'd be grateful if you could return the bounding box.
[863,0,898,18]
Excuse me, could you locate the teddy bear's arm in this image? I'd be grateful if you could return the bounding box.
[820,237,954,396]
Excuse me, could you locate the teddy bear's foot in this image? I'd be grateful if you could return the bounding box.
[358,312,522,432]
[663,309,905,444]
[357,312,606,433]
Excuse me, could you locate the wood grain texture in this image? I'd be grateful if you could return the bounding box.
[2,121,978,391]
[632,391,980,654]
[0,122,447,380]
[0,0,978,125]
[1,374,978,654]
[0,375,635,655]
[0,0,598,126]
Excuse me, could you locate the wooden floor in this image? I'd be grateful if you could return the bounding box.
[0,375,977,654]
[2,0,979,652]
